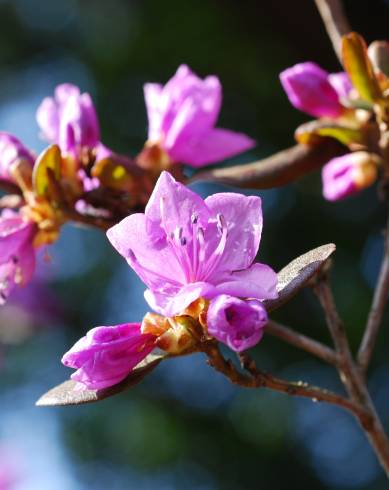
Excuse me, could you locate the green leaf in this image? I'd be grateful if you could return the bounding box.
[91,157,135,192]
[295,120,365,147]
[32,145,62,197]
[342,32,382,103]
[36,351,165,407]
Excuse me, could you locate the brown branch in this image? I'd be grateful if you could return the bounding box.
[358,207,389,372]
[202,342,365,416]
[66,209,118,231]
[314,0,351,63]
[266,320,338,366]
[189,140,346,190]
[313,274,389,476]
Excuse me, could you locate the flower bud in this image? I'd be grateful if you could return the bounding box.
[368,41,389,77]
[62,323,156,390]
[322,152,379,201]
[0,133,34,183]
[280,62,344,118]
[207,295,268,352]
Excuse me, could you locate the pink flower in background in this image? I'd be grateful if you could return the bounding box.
[107,171,277,317]
[62,323,156,390]
[0,447,17,490]
[143,65,255,167]
[207,295,268,352]
[280,62,352,118]
[0,213,36,305]
[322,152,379,201]
[36,83,108,159]
[0,132,34,183]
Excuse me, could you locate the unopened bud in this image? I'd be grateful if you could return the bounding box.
[368,41,389,77]
[322,151,379,201]
[156,316,198,355]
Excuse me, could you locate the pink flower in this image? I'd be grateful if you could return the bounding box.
[0,213,36,305]
[36,83,101,158]
[143,65,255,167]
[0,133,34,183]
[207,295,268,352]
[62,323,156,390]
[107,171,277,317]
[322,152,379,201]
[280,62,351,118]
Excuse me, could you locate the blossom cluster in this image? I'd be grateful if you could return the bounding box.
[280,50,383,201]
[63,171,278,390]
[0,66,255,304]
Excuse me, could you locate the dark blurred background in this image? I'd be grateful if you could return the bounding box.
[0,0,389,488]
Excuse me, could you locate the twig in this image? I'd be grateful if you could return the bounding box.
[189,140,346,189]
[266,320,338,365]
[202,342,365,416]
[358,208,389,372]
[314,0,351,63]
[313,274,389,476]
[66,209,118,231]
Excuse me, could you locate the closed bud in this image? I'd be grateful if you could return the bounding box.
[368,41,389,77]
[322,151,379,201]
[280,62,345,118]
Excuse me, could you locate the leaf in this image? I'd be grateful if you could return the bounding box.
[91,157,136,192]
[32,145,62,197]
[342,32,382,103]
[264,244,336,312]
[295,120,365,147]
[36,352,164,407]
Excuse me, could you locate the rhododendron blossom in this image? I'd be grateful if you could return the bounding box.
[62,323,156,390]
[36,83,109,161]
[0,132,34,182]
[143,65,255,167]
[0,213,36,304]
[280,62,352,118]
[107,171,277,318]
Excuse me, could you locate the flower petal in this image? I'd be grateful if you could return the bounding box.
[145,281,216,316]
[205,192,262,271]
[144,83,165,142]
[36,97,59,142]
[216,263,278,300]
[107,212,187,289]
[169,127,255,167]
[145,171,210,239]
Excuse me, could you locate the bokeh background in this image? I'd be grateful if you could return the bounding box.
[0,0,389,488]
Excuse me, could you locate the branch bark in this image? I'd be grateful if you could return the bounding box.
[266,320,338,366]
[358,208,389,372]
[314,274,389,477]
[314,0,351,63]
[202,341,363,415]
[189,140,346,190]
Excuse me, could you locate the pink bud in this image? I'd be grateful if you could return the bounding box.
[280,62,344,118]
[62,323,156,390]
[207,294,268,352]
[322,152,379,201]
[0,133,34,183]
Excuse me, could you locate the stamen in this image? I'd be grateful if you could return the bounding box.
[191,213,198,225]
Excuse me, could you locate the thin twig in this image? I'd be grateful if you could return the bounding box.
[313,274,389,476]
[266,320,338,365]
[314,0,351,63]
[202,341,365,417]
[66,209,118,231]
[189,140,346,190]
[358,208,389,372]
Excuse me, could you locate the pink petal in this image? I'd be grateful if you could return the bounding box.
[144,83,165,141]
[144,281,216,316]
[107,212,187,289]
[205,192,262,271]
[36,97,59,142]
[144,171,211,239]
[216,263,278,300]
[168,127,255,167]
